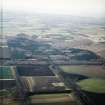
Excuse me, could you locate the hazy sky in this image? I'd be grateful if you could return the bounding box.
[2,0,105,17]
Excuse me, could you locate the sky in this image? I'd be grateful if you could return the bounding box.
[1,0,105,17]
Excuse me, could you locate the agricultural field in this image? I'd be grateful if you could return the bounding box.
[11,51,26,59]
[60,65,105,78]
[79,27,105,42]
[0,46,11,59]
[0,97,20,105]
[60,65,105,105]
[77,78,105,105]
[77,78,105,93]
[0,66,16,93]
[17,65,55,76]
[0,66,15,79]
[20,76,66,93]
[29,93,78,105]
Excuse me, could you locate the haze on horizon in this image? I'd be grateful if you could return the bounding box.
[2,0,105,17]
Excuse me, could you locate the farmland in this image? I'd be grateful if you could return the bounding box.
[20,76,66,93]
[0,66,14,79]
[29,93,78,105]
[77,78,105,93]
[77,78,105,105]
[17,65,55,76]
[60,65,105,78]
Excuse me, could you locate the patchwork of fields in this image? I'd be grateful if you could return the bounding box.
[60,65,105,94]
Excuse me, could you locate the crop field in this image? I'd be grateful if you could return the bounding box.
[20,76,66,92]
[29,93,78,105]
[0,66,14,79]
[77,78,105,93]
[0,98,20,105]
[0,80,16,90]
[17,65,55,76]
[12,50,26,59]
[60,65,105,78]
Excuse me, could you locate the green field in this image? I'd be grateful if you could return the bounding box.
[77,78,105,93]
[12,51,25,59]
[60,65,105,78]
[0,66,14,79]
